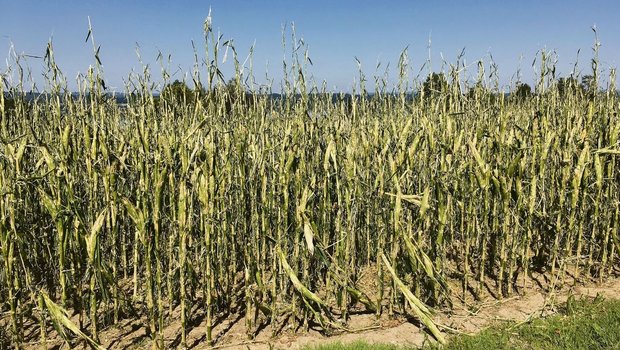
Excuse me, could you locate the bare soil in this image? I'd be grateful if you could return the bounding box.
[11,268,620,350]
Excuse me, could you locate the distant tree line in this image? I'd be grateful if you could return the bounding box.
[155,78,259,112]
[3,73,611,118]
[511,74,601,101]
[135,72,619,107]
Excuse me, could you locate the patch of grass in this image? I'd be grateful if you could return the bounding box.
[306,296,620,350]
[510,295,620,350]
[440,295,620,350]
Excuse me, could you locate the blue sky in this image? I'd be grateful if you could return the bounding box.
[1,0,618,92]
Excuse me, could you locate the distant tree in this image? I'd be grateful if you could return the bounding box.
[422,72,449,98]
[161,80,196,101]
[580,75,597,99]
[159,78,254,113]
[1,94,16,116]
[557,77,580,98]
[220,78,242,97]
[466,80,490,100]
[219,78,242,113]
[514,83,532,100]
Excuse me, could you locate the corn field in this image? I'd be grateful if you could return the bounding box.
[0,23,619,349]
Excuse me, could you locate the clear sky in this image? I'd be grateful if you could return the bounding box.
[1,0,618,92]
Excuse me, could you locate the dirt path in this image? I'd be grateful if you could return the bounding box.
[16,273,620,349]
[189,275,620,349]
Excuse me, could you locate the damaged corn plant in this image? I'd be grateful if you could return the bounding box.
[0,21,619,349]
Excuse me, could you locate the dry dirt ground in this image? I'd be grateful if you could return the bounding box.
[12,269,620,350]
